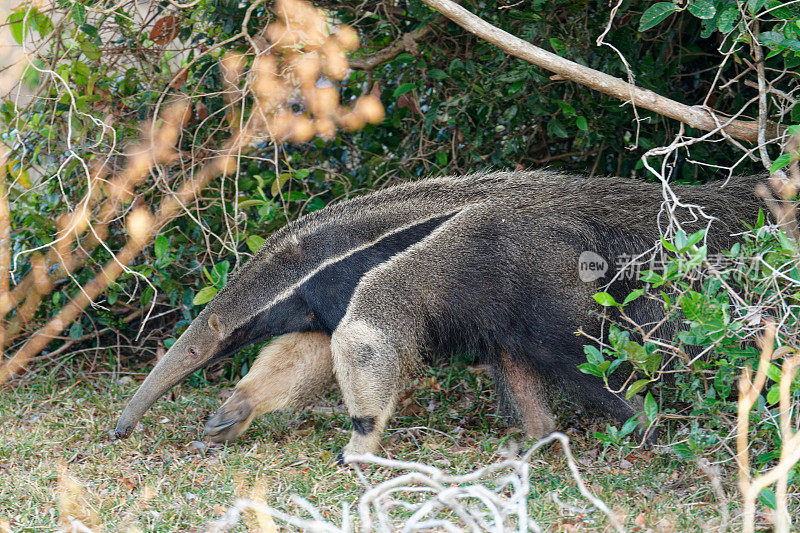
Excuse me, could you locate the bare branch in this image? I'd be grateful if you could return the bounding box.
[349,18,443,70]
[420,0,783,143]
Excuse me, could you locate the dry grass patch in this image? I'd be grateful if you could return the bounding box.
[0,361,745,530]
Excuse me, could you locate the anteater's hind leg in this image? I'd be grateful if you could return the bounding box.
[493,350,556,439]
[205,331,334,443]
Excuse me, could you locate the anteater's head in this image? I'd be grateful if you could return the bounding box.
[114,240,320,439]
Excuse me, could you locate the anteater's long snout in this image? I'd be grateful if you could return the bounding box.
[114,337,206,439]
[115,383,157,438]
[115,365,179,438]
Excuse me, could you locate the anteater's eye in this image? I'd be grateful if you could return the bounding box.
[188,347,198,357]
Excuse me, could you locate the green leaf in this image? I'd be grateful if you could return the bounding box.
[393,83,417,98]
[271,172,291,196]
[246,234,265,253]
[747,0,766,14]
[584,344,604,364]
[427,69,448,80]
[675,229,688,251]
[69,320,83,340]
[640,270,663,284]
[622,289,644,306]
[627,379,650,399]
[575,116,588,131]
[777,229,798,253]
[212,261,230,285]
[237,199,264,209]
[308,197,325,212]
[688,0,716,19]
[548,37,564,52]
[771,153,792,173]
[639,2,680,31]
[766,384,780,405]
[547,118,568,138]
[424,101,440,133]
[286,190,308,201]
[687,229,706,247]
[760,31,786,50]
[141,286,154,307]
[644,351,663,374]
[193,286,218,306]
[768,1,794,19]
[780,38,800,52]
[34,11,53,36]
[766,363,782,383]
[716,6,738,34]
[620,416,640,437]
[80,41,101,60]
[557,101,576,116]
[154,234,168,262]
[79,23,98,38]
[578,362,603,377]
[593,292,618,307]
[72,3,86,26]
[7,11,27,45]
[759,488,777,510]
[73,60,91,78]
[508,80,525,95]
[623,341,648,363]
[644,391,658,422]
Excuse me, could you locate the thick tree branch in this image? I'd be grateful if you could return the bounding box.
[349,17,442,70]
[421,0,782,144]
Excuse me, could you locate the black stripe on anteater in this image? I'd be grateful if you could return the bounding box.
[302,211,459,332]
[216,211,459,359]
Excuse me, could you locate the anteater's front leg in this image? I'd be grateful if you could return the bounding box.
[205,331,333,443]
[331,321,402,458]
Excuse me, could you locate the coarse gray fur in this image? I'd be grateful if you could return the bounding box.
[114,170,763,456]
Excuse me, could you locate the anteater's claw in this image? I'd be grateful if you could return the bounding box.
[204,395,254,443]
[205,418,237,432]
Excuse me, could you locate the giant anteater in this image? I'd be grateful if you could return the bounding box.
[114,170,762,456]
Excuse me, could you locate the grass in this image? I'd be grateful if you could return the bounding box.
[0,358,760,531]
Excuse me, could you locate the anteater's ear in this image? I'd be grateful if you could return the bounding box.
[208,313,225,339]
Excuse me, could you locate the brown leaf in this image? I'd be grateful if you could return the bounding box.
[169,67,189,90]
[155,346,166,362]
[369,82,381,99]
[195,100,208,122]
[398,400,424,417]
[150,15,179,45]
[397,93,421,117]
[116,476,137,492]
[634,512,646,528]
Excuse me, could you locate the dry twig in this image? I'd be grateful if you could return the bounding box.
[202,433,624,533]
